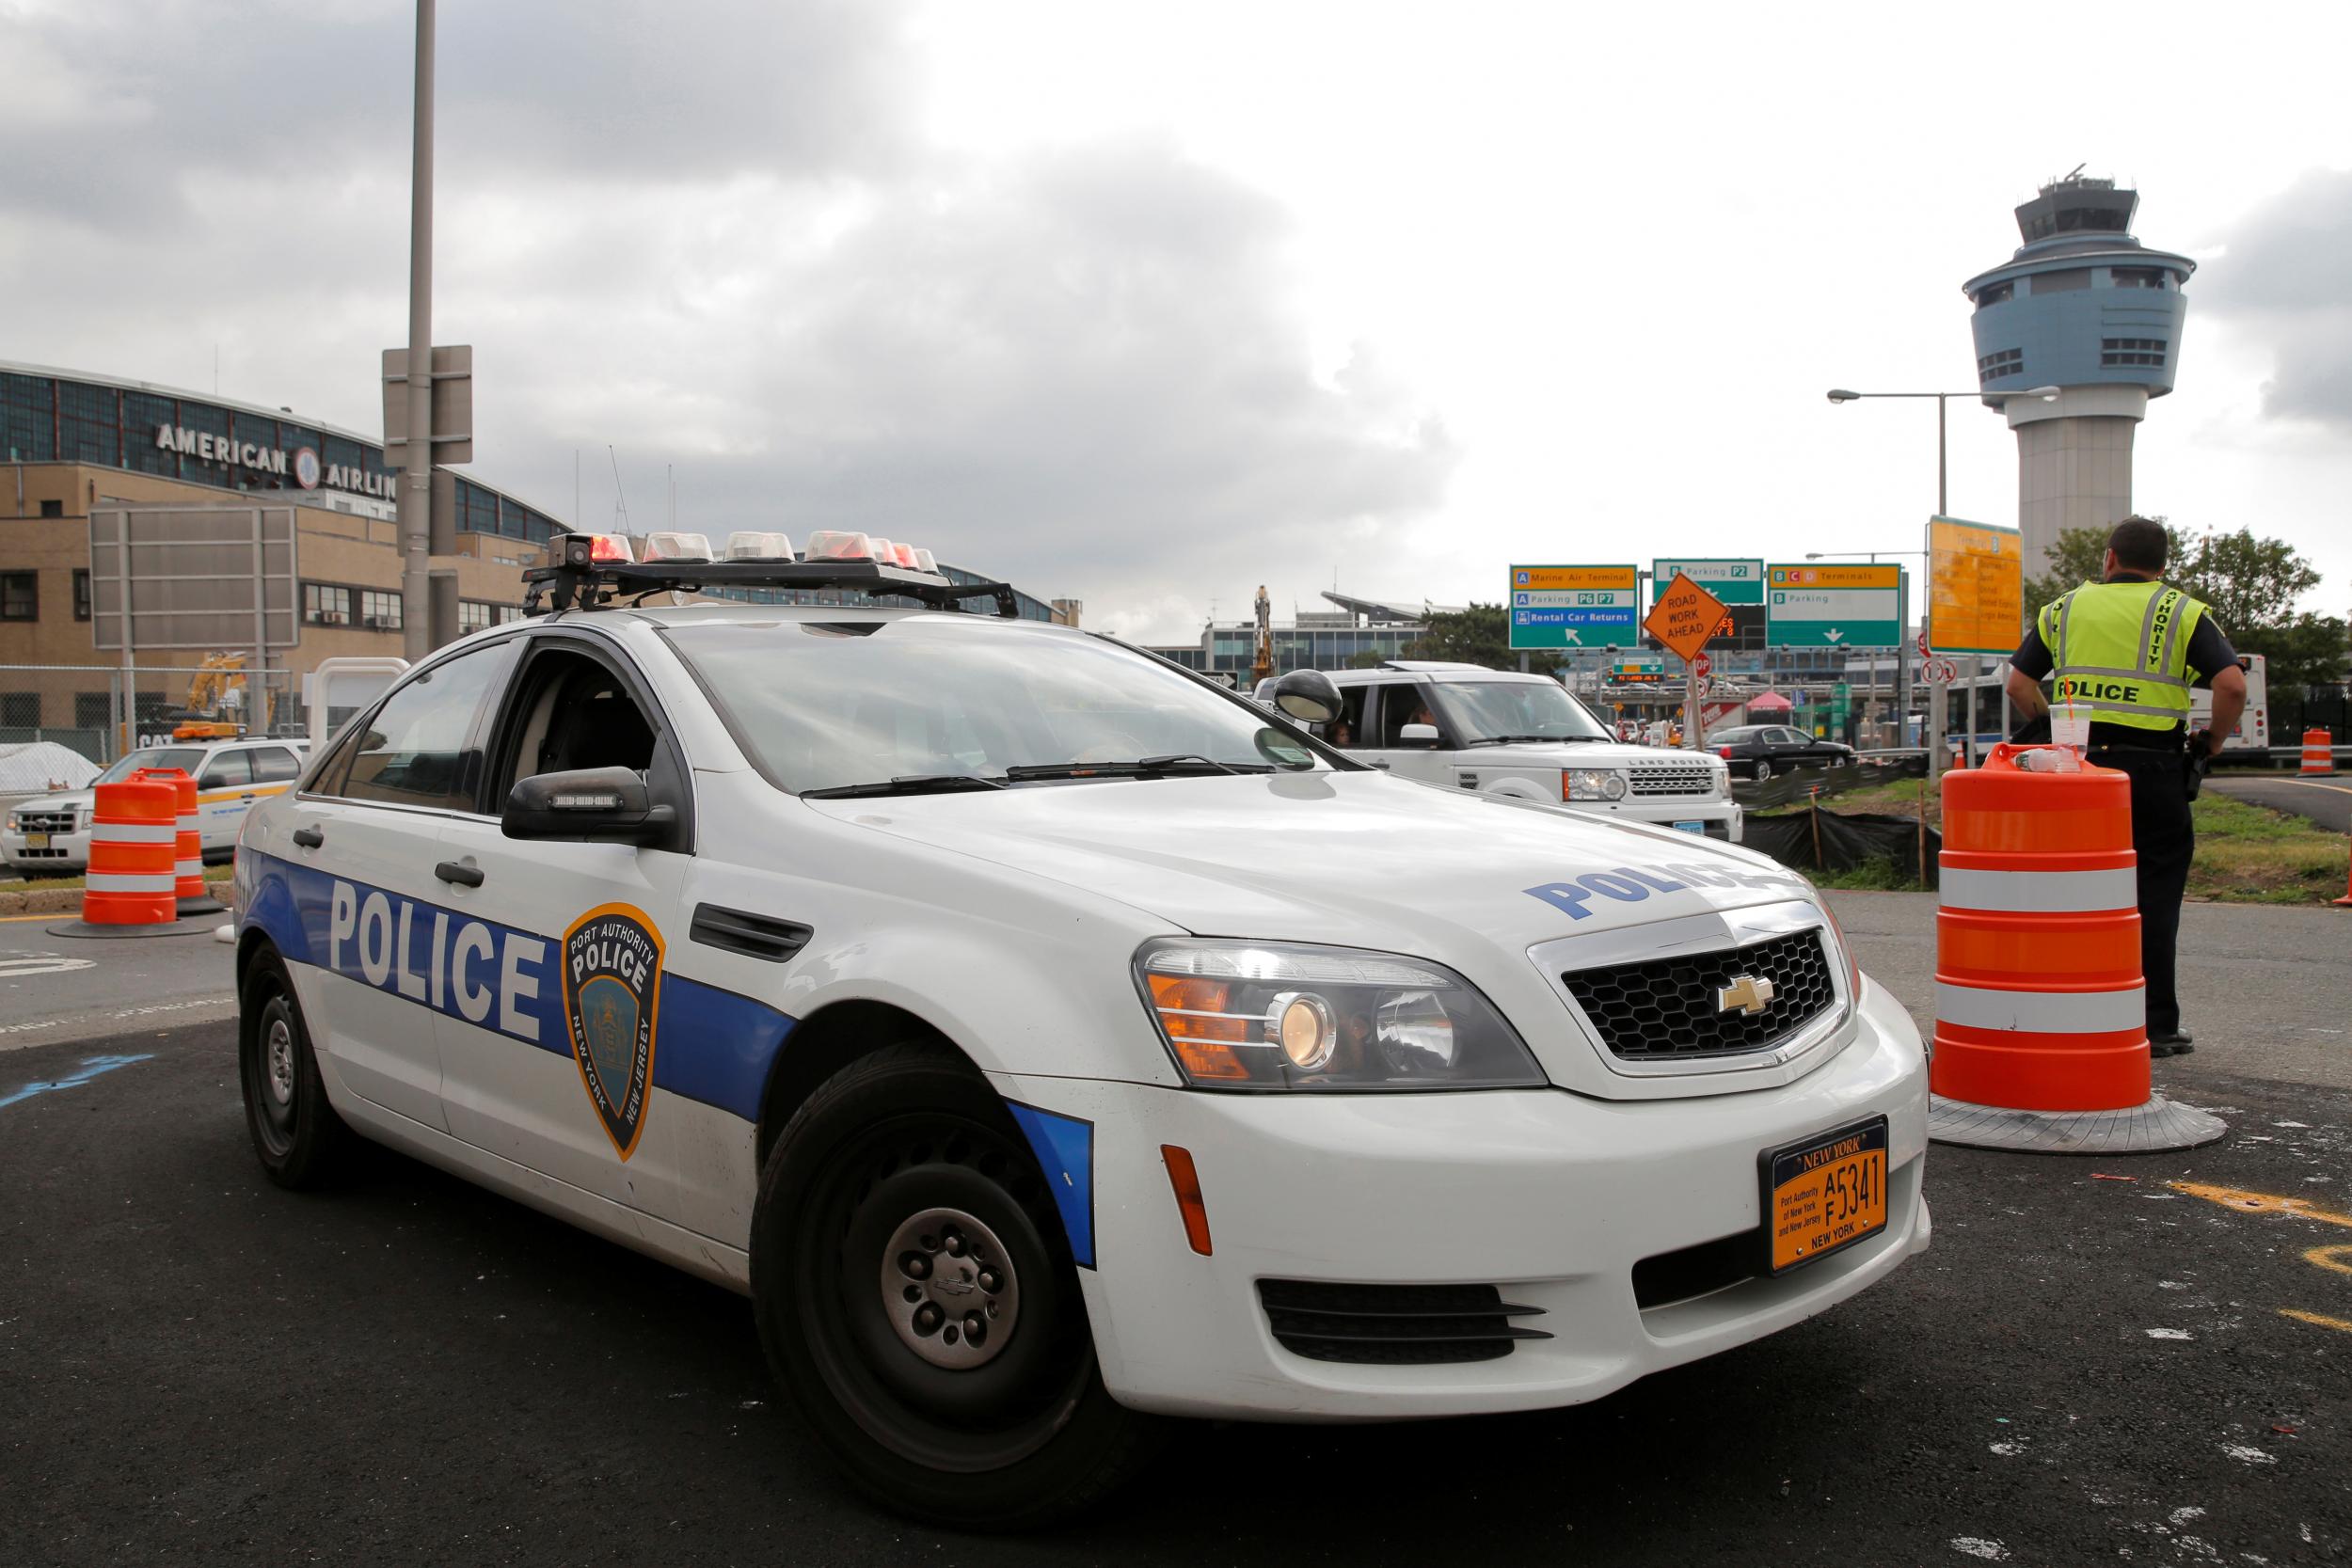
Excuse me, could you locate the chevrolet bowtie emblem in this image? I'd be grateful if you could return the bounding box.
[1716,974,1776,1016]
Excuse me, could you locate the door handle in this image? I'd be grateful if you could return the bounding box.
[1370,760,1391,769]
[291,826,325,849]
[434,860,485,888]
[239,792,256,800]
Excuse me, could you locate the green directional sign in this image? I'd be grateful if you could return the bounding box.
[1765,562,1904,648]
[1650,558,1765,606]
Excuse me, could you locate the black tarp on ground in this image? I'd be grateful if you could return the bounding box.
[1731,752,1927,813]
[1742,805,1941,887]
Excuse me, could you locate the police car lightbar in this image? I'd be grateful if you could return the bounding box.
[524,531,1018,618]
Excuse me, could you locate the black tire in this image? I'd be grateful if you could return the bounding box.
[238,948,354,1189]
[1754,759,1772,782]
[750,1043,1159,1529]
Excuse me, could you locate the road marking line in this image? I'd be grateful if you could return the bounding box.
[2171,1181,2352,1228]
[0,1053,155,1110]
[2308,1244,2352,1277]
[2279,1309,2352,1334]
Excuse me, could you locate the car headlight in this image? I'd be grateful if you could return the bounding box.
[1135,940,1548,1091]
[1565,768,1628,802]
[4,812,17,832]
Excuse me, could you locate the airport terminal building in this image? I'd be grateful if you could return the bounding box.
[0,359,1065,753]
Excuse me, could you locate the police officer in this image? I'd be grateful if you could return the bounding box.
[2003,517,2247,1057]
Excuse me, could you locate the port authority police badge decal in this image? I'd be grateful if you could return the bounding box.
[562,904,664,1160]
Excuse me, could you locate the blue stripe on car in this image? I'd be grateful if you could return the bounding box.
[1003,1101,1097,1269]
[240,849,791,1121]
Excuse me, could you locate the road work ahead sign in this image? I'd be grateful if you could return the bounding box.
[1508,564,1638,650]
[1644,571,1727,663]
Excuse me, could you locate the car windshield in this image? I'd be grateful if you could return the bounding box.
[95,747,206,784]
[662,617,1327,794]
[1425,679,1611,744]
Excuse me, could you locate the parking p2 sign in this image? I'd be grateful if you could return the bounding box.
[1509,564,1638,650]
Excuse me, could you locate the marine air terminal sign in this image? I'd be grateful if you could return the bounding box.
[1508,564,1639,650]
[1765,562,1903,648]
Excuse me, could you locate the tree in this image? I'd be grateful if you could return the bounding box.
[1405,603,1562,673]
[2024,522,2349,690]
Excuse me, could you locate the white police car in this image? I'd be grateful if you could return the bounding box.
[233,532,1929,1528]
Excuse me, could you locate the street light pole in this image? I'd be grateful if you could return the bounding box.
[1825,385,2056,775]
[398,0,436,662]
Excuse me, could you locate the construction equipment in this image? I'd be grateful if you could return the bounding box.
[167,653,272,740]
[1251,585,1275,688]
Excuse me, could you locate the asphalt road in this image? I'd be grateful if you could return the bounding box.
[0,914,236,1053]
[6,1019,2351,1563]
[2213,773,2352,836]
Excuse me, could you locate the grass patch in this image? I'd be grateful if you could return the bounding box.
[1808,855,1917,892]
[1791,773,2346,904]
[2185,791,2348,904]
[0,863,233,895]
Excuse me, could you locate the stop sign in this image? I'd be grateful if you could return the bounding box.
[1693,652,1712,679]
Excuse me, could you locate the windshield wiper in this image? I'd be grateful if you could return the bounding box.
[1004,755,1275,782]
[801,773,1009,800]
[1464,733,1609,747]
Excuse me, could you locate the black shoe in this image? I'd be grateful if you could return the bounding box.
[2150,1031,2195,1058]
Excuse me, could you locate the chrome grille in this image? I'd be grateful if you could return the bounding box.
[1562,928,1836,1060]
[1629,767,1714,798]
[14,810,77,834]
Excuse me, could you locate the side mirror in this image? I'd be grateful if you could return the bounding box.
[1268,669,1343,724]
[1399,722,1440,747]
[199,772,234,790]
[502,767,675,845]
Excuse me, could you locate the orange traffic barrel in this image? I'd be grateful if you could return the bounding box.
[1927,743,2224,1153]
[81,779,179,927]
[2301,728,2337,776]
[132,767,221,916]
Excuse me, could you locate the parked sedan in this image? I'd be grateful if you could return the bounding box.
[1708,724,1854,782]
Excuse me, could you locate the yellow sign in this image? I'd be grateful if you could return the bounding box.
[1929,515,2024,656]
[1643,571,1727,664]
[1511,564,1637,591]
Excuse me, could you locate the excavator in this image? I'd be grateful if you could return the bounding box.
[167,652,274,741]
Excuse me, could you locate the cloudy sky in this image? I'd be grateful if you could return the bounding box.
[4,0,2347,641]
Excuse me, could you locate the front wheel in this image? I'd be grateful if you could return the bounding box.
[238,948,353,1188]
[751,1044,1158,1528]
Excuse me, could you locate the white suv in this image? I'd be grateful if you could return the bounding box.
[231,542,1920,1527]
[4,736,308,875]
[1309,663,1740,840]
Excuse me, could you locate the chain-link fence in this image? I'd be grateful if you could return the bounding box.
[0,663,306,765]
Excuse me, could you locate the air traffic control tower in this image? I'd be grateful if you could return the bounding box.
[1964,174,2195,570]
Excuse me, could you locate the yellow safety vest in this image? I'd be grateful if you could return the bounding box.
[2037,578,2207,732]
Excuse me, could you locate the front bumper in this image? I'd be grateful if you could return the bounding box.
[1567,797,1742,843]
[2,827,91,873]
[993,975,1925,1421]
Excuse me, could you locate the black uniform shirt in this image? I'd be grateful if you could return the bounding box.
[2009,573,2239,750]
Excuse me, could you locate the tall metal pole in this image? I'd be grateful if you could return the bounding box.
[1924,397,1946,779]
[398,0,436,661]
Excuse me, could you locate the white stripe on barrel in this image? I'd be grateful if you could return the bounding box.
[85,872,179,894]
[1936,982,2146,1034]
[92,820,180,846]
[1940,865,2137,914]
[176,859,202,877]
